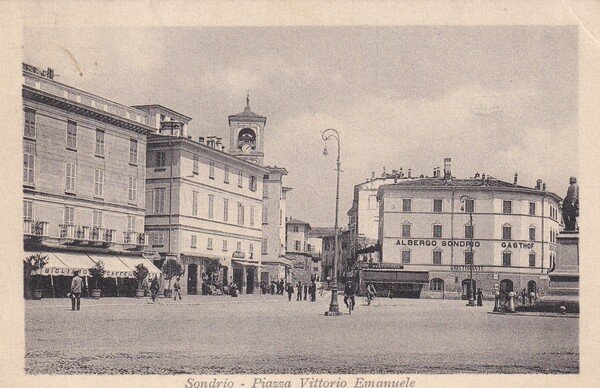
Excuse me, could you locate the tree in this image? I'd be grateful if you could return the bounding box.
[24,253,49,299]
[162,258,183,290]
[133,263,149,289]
[88,261,106,289]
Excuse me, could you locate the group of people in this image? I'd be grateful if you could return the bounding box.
[284,280,318,302]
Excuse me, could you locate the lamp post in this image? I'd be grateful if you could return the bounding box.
[322,128,342,316]
[460,195,476,307]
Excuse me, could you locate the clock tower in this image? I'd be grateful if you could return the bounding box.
[228,94,266,165]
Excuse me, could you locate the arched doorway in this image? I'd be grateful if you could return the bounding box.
[527,280,537,295]
[187,264,198,295]
[246,266,255,294]
[499,279,514,301]
[461,279,476,300]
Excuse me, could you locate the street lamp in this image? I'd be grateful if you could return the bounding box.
[322,128,342,316]
[460,195,476,307]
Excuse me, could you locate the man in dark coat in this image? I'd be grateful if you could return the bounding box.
[310,280,317,302]
[476,288,483,307]
[286,282,293,301]
[150,275,160,302]
[279,279,285,295]
[303,283,308,300]
[296,281,302,301]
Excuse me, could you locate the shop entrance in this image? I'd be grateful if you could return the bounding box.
[222,267,229,286]
[527,280,537,295]
[246,267,255,294]
[499,279,514,301]
[233,268,244,292]
[461,279,476,300]
[187,264,198,295]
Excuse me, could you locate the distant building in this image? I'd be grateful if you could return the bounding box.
[22,63,160,298]
[371,161,562,300]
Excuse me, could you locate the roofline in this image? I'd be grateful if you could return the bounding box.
[131,104,193,121]
[228,115,267,124]
[265,166,289,175]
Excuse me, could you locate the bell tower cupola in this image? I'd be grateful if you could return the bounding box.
[228,93,266,165]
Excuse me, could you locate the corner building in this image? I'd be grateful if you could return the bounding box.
[372,176,562,299]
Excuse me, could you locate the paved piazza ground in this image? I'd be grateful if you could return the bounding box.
[25,292,578,374]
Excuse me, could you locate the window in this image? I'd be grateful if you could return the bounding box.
[220,198,228,221]
[24,108,36,139]
[209,161,215,179]
[236,241,242,252]
[191,234,197,248]
[153,188,166,214]
[222,239,228,252]
[249,175,258,192]
[502,200,512,214]
[401,250,411,264]
[93,210,103,228]
[95,129,105,156]
[129,139,138,164]
[295,240,301,251]
[502,252,511,266]
[249,243,254,253]
[433,224,442,238]
[237,202,244,225]
[464,199,475,213]
[465,225,474,239]
[193,155,199,174]
[262,238,268,254]
[152,232,165,246]
[402,198,412,212]
[128,177,137,202]
[208,195,214,219]
[64,206,74,225]
[155,151,166,167]
[224,165,230,183]
[23,200,33,220]
[402,224,411,238]
[529,227,536,241]
[464,250,473,265]
[67,121,77,149]
[65,163,76,192]
[94,169,104,197]
[262,204,268,224]
[529,202,536,216]
[433,199,443,213]
[250,206,255,227]
[207,237,213,250]
[263,183,269,199]
[192,191,199,216]
[502,225,512,240]
[324,241,331,251]
[23,141,35,185]
[293,226,299,233]
[238,169,243,187]
[432,251,442,265]
[127,215,135,231]
[430,278,444,291]
[529,253,536,267]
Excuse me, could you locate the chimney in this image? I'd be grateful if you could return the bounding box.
[535,179,542,190]
[198,136,205,143]
[408,168,412,178]
[433,168,437,178]
[371,171,375,180]
[382,167,387,177]
[443,158,452,180]
[513,172,518,185]
[481,173,486,184]
[216,137,222,149]
[542,183,546,191]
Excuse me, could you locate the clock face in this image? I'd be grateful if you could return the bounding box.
[241,144,252,154]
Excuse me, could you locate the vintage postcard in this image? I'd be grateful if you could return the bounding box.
[1,0,599,387]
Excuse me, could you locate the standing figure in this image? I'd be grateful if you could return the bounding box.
[286,282,294,301]
[270,281,275,295]
[173,277,182,300]
[279,279,285,295]
[150,275,160,302]
[310,280,317,302]
[296,281,302,301]
[303,283,308,300]
[476,288,483,307]
[562,177,579,231]
[70,270,83,311]
[520,288,527,305]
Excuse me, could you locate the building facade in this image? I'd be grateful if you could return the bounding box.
[22,63,160,298]
[370,172,562,300]
[144,104,268,295]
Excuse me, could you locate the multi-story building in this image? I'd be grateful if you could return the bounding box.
[260,167,293,285]
[144,102,269,295]
[370,161,562,300]
[22,63,160,297]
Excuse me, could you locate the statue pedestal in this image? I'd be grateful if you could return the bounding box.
[535,231,579,313]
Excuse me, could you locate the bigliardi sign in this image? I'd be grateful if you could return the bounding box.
[396,239,535,249]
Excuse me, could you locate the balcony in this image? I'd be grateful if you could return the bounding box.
[103,229,116,243]
[75,226,90,240]
[59,224,76,239]
[24,219,49,237]
[124,231,148,246]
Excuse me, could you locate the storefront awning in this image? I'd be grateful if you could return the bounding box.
[87,254,134,278]
[362,270,429,284]
[118,255,162,277]
[29,252,95,277]
[232,258,263,267]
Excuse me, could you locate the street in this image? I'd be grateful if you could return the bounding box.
[25,293,578,374]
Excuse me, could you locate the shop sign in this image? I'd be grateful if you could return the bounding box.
[451,265,484,272]
[396,239,480,248]
[232,251,245,259]
[103,270,134,278]
[501,242,535,249]
[367,263,405,270]
[34,267,90,276]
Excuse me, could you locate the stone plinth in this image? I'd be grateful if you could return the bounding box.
[535,231,579,313]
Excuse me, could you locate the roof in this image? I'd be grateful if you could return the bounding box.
[286,218,310,226]
[131,104,192,121]
[228,96,266,123]
[307,227,337,238]
[377,177,562,202]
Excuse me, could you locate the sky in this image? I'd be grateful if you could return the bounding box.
[23,26,578,227]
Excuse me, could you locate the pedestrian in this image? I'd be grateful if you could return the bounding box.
[173,277,182,300]
[303,283,308,300]
[521,288,527,305]
[70,270,83,311]
[528,291,535,306]
[279,279,285,295]
[270,281,275,295]
[296,281,302,301]
[286,282,293,301]
[476,288,483,307]
[310,280,317,302]
[150,275,160,302]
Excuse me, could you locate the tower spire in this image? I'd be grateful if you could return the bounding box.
[245,90,250,111]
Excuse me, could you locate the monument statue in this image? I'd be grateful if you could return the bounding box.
[562,176,579,231]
